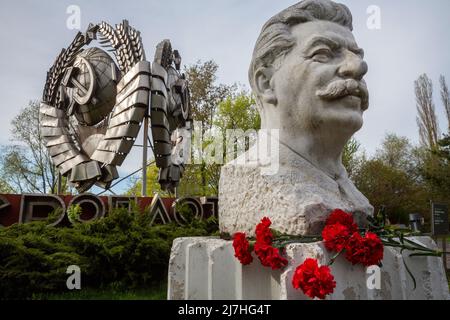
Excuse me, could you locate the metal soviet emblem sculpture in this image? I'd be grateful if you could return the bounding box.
[40,21,191,193]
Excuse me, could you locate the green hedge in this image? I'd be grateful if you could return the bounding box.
[0,207,219,300]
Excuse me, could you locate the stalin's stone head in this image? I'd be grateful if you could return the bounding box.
[249,0,369,168]
[219,0,373,237]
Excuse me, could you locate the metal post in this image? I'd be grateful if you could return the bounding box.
[142,115,149,196]
[57,171,62,195]
[443,238,448,271]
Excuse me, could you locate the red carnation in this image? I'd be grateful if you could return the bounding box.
[363,232,384,266]
[232,232,253,265]
[322,222,352,252]
[292,258,336,300]
[254,243,288,270]
[255,217,273,245]
[345,232,384,267]
[325,209,358,233]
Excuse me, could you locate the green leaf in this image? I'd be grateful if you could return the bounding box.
[402,238,439,253]
[400,249,417,290]
[409,252,442,258]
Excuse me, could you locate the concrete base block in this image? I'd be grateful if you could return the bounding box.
[167,237,449,300]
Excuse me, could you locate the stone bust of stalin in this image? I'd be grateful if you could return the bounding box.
[219,0,374,236]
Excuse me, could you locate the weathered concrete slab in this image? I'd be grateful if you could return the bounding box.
[168,237,450,300]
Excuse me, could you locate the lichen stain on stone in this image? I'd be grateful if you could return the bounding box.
[421,270,433,300]
[172,280,184,299]
[380,271,392,300]
[343,287,356,300]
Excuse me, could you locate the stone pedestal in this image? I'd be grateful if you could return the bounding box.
[167,237,449,300]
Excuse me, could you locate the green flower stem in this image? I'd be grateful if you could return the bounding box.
[328,248,345,266]
[381,240,442,256]
[274,239,321,248]
[275,235,322,241]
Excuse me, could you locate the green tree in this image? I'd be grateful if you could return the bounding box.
[0,179,13,193]
[0,101,67,194]
[176,92,260,196]
[215,94,260,131]
[182,61,236,195]
[186,60,235,132]
[352,134,430,225]
[342,138,362,179]
[374,133,424,181]
[353,159,429,224]
[413,74,450,208]
[127,164,169,197]
[419,135,450,204]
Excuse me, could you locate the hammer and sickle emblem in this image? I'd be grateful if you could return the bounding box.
[62,56,96,114]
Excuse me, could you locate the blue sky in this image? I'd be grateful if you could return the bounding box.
[0,0,449,194]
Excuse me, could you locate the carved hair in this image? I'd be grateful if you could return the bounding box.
[249,0,353,101]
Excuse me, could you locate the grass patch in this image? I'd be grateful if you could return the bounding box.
[32,283,167,300]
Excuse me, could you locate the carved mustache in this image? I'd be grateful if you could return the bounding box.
[316,79,369,111]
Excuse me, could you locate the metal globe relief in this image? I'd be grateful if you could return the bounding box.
[64,47,119,126]
[40,21,191,194]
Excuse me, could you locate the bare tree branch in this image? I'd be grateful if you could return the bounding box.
[415,74,440,148]
[439,75,450,133]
